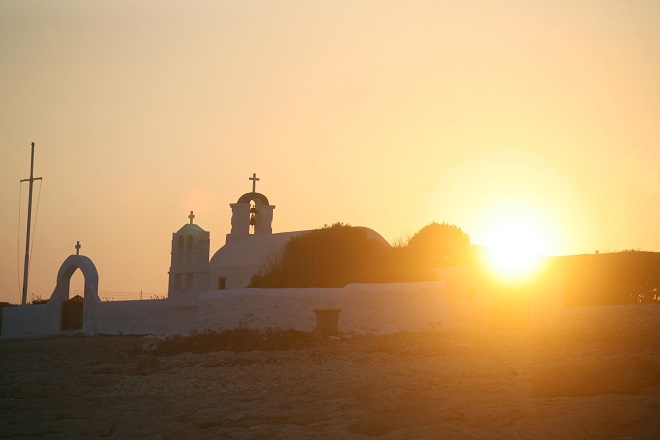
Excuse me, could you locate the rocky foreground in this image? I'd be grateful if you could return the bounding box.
[1,305,659,439]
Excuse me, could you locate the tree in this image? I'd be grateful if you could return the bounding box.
[405,222,473,268]
[250,223,395,288]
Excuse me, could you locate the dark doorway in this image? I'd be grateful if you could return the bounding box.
[218,277,227,290]
[61,295,84,331]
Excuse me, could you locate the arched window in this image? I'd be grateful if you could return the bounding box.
[186,235,193,263]
[176,236,184,264]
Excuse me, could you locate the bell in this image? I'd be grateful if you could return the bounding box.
[250,206,257,214]
[249,214,256,226]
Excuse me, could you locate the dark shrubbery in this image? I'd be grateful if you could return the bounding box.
[249,222,475,288]
[401,222,475,274]
[250,223,399,287]
[29,294,48,305]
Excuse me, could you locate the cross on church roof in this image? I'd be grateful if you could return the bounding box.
[249,173,260,193]
[188,211,195,224]
[75,241,81,255]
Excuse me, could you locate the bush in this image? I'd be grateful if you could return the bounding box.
[405,222,473,268]
[250,221,477,288]
[250,223,397,288]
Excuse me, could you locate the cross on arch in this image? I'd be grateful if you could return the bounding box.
[188,211,195,224]
[75,241,81,255]
[249,173,260,193]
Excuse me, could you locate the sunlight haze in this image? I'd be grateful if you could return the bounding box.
[1,0,659,303]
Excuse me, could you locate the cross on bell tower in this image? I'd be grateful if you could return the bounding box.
[249,173,259,193]
[188,211,195,224]
[75,241,81,255]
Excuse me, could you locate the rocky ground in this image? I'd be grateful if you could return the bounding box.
[1,305,660,439]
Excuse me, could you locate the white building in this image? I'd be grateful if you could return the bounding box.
[173,177,389,294]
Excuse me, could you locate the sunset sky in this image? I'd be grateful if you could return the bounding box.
[1,0,659,303]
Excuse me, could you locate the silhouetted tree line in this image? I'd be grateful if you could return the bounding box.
[549,251,660,305]
[249,222,476,288]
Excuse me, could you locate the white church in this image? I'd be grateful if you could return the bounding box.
[1,175,563,339]
[170,174,390,299]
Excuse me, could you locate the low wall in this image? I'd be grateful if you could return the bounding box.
[95,300,172,335]
[2,275,566,338]
[1,304,49,338]
[198,282,461,334]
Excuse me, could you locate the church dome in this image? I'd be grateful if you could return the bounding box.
[176,223,206,234]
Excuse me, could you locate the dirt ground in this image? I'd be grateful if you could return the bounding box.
[1,305,660,439]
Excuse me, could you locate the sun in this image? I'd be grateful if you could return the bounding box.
[477,203,554,280]
[484,221,544,278]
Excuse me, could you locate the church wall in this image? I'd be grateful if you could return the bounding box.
[196,282,488,335]
[94,300,198,336]
[1,304,49,338]
[196,275,564,335]
[211,265,261,290]
[2,276,565,339]
[94,300,169,335]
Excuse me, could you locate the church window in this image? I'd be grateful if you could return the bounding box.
[174,274,181,290]
[218,277,226,290]
[185,235,193,263]
[176,236,184,264]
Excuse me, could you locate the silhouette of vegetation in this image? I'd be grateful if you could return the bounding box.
[549,251,660,305]
[405,222,473,268]
[250,222,475,288]
[250,223,399,287]
[29,294,48,305]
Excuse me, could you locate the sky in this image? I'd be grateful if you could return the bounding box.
[1,0,659,304]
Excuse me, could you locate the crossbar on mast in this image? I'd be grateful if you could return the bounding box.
[20,142,42,305]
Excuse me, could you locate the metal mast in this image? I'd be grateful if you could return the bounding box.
[20,142,42,305]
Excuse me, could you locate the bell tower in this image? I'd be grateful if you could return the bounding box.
[226,173,275,244]
[168,211,210,304]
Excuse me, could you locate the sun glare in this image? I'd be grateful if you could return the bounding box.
[478,203,553,280]
[485,222,544,278]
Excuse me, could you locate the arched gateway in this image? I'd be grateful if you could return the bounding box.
[47,253,101,335]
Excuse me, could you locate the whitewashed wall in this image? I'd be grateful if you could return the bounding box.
[1,304,49,338]
[197,282,458,334]
[2,270,566,338]
[94,300,193,336]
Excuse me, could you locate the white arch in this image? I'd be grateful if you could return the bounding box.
[47,255,101,335]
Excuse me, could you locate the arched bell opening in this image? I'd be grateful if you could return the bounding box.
[176,235,184,264]
[228,191,274,243]
[185,235,193,263]
[249,202,258,234]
